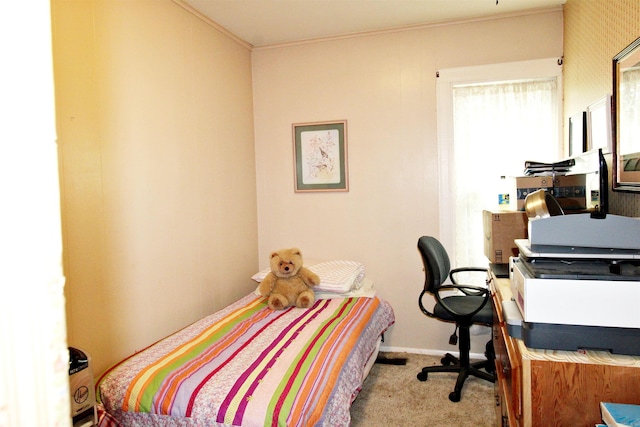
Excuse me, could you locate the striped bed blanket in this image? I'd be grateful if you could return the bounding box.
[96,293,395,427]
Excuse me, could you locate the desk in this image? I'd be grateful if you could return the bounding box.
[490,272,640,427]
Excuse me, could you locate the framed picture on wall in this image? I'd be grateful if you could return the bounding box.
[292,120,349,192]
[569,111,587,156]
[586,95,613,153]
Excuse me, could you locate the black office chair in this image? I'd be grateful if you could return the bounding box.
[416,236,495,402]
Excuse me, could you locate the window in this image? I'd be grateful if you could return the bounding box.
[436,59,563,268]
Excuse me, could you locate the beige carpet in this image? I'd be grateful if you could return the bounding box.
[350,352,495,427]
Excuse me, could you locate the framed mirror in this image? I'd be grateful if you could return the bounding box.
[613,36,640,192]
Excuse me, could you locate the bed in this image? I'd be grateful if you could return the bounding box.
[96,261,395,427]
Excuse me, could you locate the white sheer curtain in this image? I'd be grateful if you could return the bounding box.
[452,79,559,268]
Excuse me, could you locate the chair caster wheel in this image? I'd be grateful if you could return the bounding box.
[441,354,455,365]
[417,371,428,381]
[449,391,461,402]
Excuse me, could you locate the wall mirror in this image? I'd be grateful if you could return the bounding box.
[613,36,640,191]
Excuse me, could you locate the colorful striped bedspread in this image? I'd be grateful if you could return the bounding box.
[96,293,395,427]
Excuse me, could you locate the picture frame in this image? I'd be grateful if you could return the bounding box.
[586,95,613,153]
[292,120,348,192]
[568,111,587,156]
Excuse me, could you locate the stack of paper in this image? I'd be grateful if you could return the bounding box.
[523,158,575,176]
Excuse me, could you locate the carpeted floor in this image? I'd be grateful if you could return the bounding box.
[350,352,496,427]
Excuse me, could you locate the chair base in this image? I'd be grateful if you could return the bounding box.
[417,345,496,402]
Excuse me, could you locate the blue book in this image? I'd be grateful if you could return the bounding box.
[601,402,640,427]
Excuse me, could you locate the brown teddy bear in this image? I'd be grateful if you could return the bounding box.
[258,248,321,310]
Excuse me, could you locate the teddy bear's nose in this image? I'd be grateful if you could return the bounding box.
[284,266,290,271]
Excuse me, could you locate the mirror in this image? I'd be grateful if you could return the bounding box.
[613,36,640,191]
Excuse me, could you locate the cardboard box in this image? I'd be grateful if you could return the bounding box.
[551,174,588,211]
[516,174,588,211]
[516,176,554,210]
[483,210,528,264]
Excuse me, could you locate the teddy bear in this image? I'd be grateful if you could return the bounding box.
[258,248,321,310]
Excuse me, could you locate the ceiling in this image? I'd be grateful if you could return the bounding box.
[184,0,566,47]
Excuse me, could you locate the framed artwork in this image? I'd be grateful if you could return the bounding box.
[568,111,587,156]
[292,120,348,192]
[586,95,613,153]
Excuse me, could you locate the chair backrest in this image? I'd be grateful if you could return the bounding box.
[417,236,451,294]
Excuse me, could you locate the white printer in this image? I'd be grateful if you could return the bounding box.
[504,212,640,355]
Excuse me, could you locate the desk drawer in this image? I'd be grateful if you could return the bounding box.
[492,293,522,426]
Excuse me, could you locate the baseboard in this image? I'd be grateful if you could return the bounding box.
[379,345,487,360]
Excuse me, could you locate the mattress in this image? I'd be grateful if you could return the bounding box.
[96,293,395,427]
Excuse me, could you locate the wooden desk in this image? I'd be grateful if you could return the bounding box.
[490,272,640,427]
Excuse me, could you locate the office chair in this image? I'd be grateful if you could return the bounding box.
[416,236,495,402]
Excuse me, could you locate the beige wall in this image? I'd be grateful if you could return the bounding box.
[563,0,640,217]
[52,0,258,374]
[252,10,563,353]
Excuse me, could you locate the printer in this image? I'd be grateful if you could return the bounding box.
[503,208,640,355]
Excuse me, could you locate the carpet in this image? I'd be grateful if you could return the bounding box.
[350,352,495,427]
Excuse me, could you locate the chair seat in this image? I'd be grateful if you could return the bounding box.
[434,295,493,324]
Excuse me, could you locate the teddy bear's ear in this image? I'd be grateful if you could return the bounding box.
[270,251,279,259]
[291,248,301,256]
